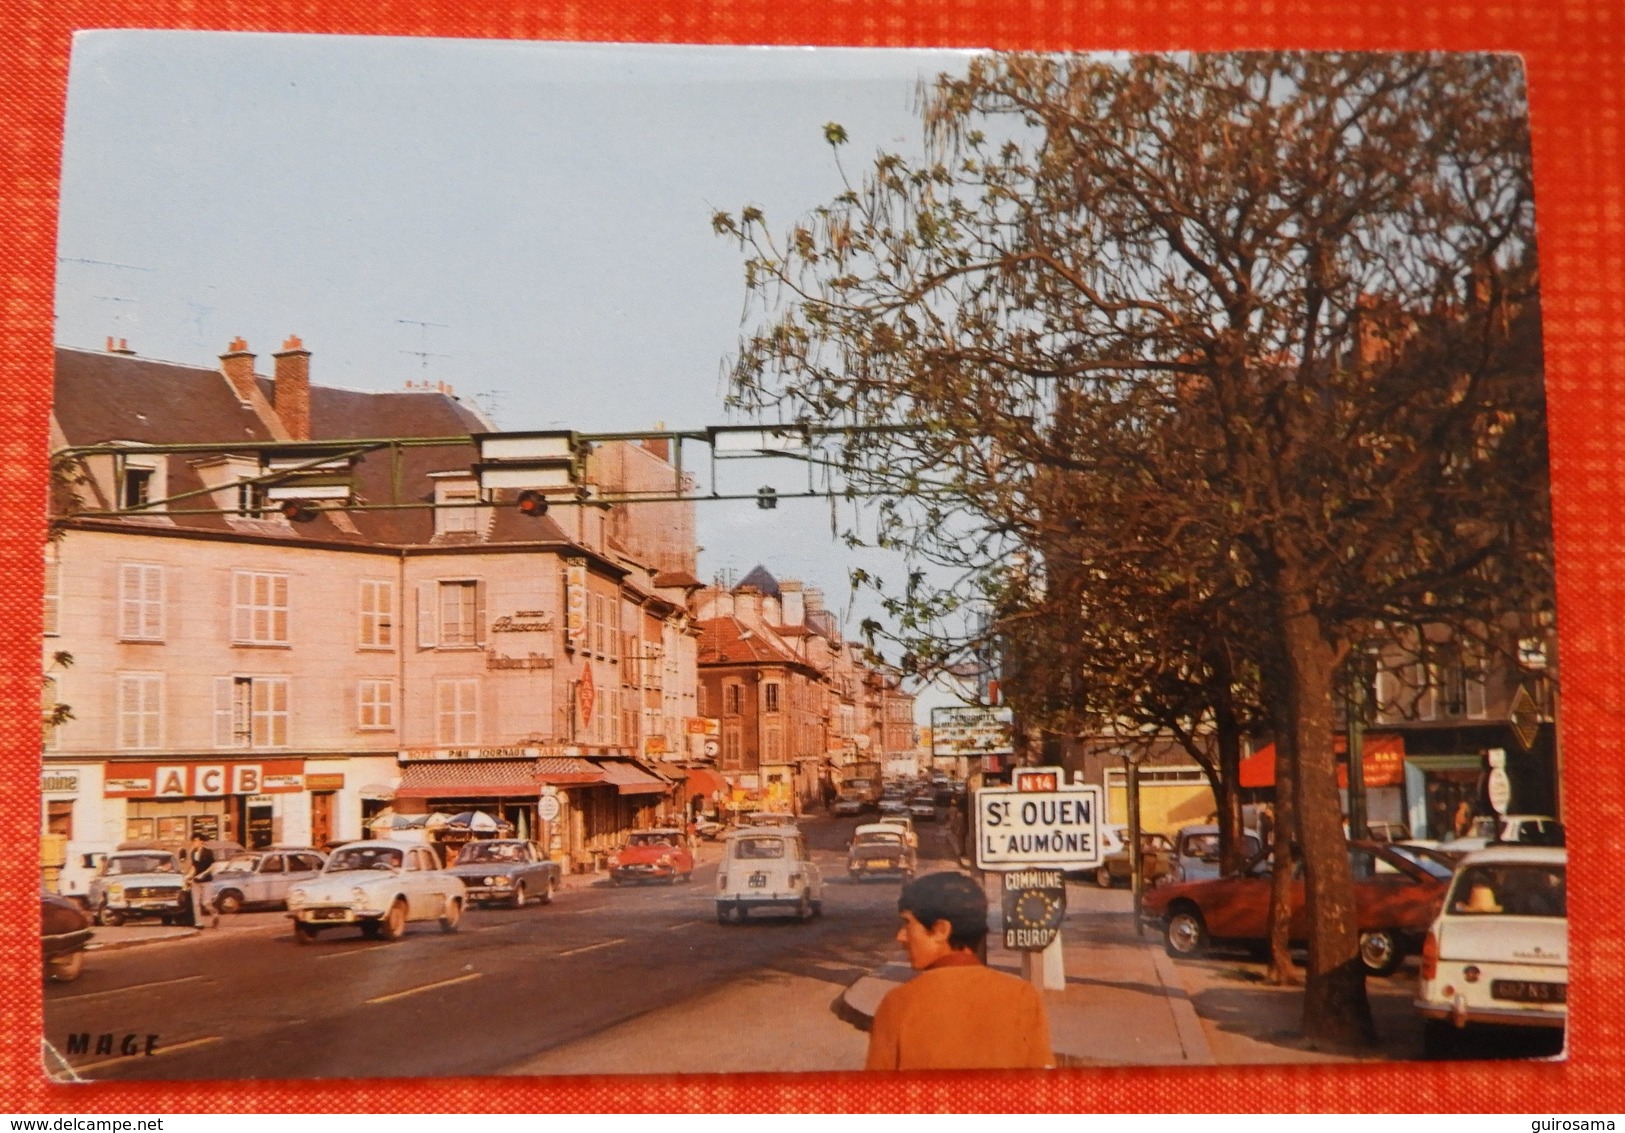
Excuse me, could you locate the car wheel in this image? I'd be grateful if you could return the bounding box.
[293,921,320,945]
[46,951,85,983]
[439,898,462,934]
[1164,905,1209,958]
[360,920,382,939]
[214,890,244,915]
[510,884,527,910]
[716,904,731,925]
[1095,867,1115,889]
[540,876,557,906]
[379,899,408,942]
[1422,1019,1460,1060]
[1358,930,1403,977]
[797,892,812,922]
[97,903,125,928]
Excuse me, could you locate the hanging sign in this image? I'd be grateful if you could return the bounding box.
[579,662,596,727]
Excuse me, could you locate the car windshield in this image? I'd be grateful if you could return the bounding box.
[1183,833,1221,860]
[108,854,175,875]
[628,833,679,848]
[733,837,786,860]
[457,842,524,863]
[1384,845,1455,880]
[327,846,403,872]
[1449,863,1566,917]
[212,856,260,875]
[853,833,903,847]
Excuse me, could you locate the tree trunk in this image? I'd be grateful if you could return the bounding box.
[1277,577,1376,1046]
[1211,668,1249,875]
[1266,717,1299,986]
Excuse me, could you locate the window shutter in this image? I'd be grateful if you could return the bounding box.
[232,572,249,642]
[119,565,139,639]
[143,564,164,639]
[474,581,487,647]
[1466,674,1488,719]
[418,581,437,648]
[214,677,236,748]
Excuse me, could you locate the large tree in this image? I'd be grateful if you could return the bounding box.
[717,51,1548,1044]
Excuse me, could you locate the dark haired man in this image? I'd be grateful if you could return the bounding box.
[864,871,1052,1070]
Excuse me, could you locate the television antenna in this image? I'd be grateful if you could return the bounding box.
[397,318,449,371]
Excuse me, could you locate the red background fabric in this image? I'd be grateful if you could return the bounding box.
[2,0,1620,1114]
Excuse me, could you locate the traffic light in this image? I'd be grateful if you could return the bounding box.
[516,489,550,518]
[279,499,318,523]
[756,486,778,510]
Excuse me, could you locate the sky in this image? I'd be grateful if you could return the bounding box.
[53,32,983,724]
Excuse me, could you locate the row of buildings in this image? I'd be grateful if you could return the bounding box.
[40,336,915,892]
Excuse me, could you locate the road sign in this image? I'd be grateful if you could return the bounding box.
[930,705,1015,756]
[975,772,1104,871]
[1000,869,1066,951]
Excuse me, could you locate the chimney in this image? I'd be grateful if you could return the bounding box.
[779,581,805,626]
[272,334,312,440]
[735,585,763,627]
[220,337,258,403]
[105,336,135,355]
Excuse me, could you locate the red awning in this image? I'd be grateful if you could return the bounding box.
[592,759,672,796]
[533,756,608,787]
[394,760,540,800]
[682,767,728,798]
[1238,734,1407,790]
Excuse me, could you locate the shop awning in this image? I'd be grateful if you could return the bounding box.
[534,756,609,787]
[682,767,728,798]
[592,759,673,796]
[1239,734,1407,789]
[394,760,541,799]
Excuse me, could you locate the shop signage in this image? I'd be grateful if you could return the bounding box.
[685,717,720,736]
[644,735,668,755]
[565,559,588,644]
[306,773,345,791]
[492,610,555,633]
[1487,748,1513,815]
[41,770,80,795]
[401,746,537,762]
[103,760,305,799]
[932,705,1015,757]
[975,772,1104,871]
[1001,869,1066,951]
[579,662,596,726]
[538,795,561,822]
[487,650,555,671]
[1509,685,1541,751]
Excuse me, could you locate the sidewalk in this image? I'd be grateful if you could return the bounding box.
[838,882,1425,1066]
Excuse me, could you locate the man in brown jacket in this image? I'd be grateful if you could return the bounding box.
[865,871,1053,1071]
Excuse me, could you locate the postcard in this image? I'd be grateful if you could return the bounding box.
[39,35,1562,1082]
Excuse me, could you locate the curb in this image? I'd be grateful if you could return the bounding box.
[1148,942,1217,1065]
[85,927,200,952]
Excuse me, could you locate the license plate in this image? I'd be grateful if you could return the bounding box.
[311,908,349,922]
[749,873,768,888]
[1492,979,1567,1003]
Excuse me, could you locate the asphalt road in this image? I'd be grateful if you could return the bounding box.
[45,811,958,1082]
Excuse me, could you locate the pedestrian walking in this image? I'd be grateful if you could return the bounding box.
[864,872,1052,1071]
[186,835,217,927]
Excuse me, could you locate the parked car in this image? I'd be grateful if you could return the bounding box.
[847,823,917,880]
[609,828,695,885]
[87,846,190,926]
[447,839,561,906]
[1142,840,1448,976]
[716,825,823,923]
[1094,830,1175,889]
[286,840,466,943]
[42,892,94,982]
[1415,845,1566,1057]
[1171,823,1263,884]
[1063,823,1126,883]
[197,848,327,913]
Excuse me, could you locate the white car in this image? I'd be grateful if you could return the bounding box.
[1433,814,1564,854]
[716,825,823,923]
[1416,845,1566,1057]
[286,840,466,944]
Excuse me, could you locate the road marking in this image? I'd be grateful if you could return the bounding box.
[555,937,626,957]
[665,919,703,930]
[73,1034,223,1073]
[365,971,483,1005]
[314,945,389,960]
[50,974,210,1004]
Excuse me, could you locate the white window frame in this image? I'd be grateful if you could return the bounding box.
[358,578,395,650]
[118,562,165,642]
[437,488,481,535]
[419,579,485,649]
[213,675,290,749]
[358,678,395,730]
[232,570,290,646]
[436,679,479,745]
[117,673,164,750]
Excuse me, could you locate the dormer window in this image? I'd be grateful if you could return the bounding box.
[120,466,153,509]
[430,472,486,538]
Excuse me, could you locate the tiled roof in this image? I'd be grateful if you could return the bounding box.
[533,756,610,786]
[653,570,704,589]
[695,616,801,667]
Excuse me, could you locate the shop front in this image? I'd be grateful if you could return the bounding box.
[1238,734,1408,829]
[103,759,307,852]
[393,756,546,864]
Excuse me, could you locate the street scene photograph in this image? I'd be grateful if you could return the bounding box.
[39,37,1562,1082]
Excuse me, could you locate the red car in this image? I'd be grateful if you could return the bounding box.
[1140,840,1451,975]
[608,829,695,885]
